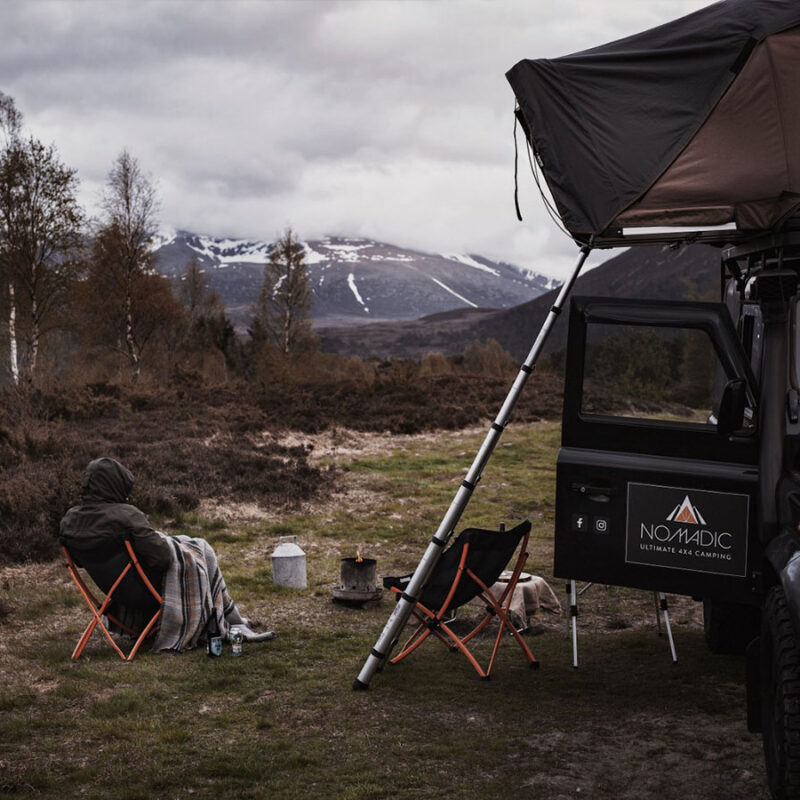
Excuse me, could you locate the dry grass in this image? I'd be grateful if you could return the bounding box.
[0,421,769,799]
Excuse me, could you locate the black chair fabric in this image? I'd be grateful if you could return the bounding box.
[383,520,532,611]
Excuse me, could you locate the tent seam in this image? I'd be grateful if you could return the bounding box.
[763,35,791,190]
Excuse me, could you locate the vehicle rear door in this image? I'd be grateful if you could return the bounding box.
[554,297,760,604]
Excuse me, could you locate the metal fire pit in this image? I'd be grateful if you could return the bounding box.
[332,557,382,606]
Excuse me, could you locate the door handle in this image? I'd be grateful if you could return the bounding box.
[570,482,617,501]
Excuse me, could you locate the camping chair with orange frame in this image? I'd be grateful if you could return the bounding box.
[382,519,537,679]
[60,536,163,661]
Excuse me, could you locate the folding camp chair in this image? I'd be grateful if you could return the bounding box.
[383,520,537,679]
[60,536,163,661]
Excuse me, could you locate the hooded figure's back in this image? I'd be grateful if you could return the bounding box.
[60,458,171,573]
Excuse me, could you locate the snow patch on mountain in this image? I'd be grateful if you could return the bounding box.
[303,244,326,265]
[430,277,477,308]
[441,253,500,277]
[151,227,178,250]
[515,267,560,291]
[186,236,268,266]
[347,273,369,313]
[156,229,269,266]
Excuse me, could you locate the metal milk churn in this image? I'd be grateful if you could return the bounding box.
[271,535,307,589]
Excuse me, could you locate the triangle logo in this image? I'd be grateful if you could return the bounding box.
[666,495,706,525]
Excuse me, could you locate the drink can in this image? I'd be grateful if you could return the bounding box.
[207,635,223,657]
[230,625,243,657]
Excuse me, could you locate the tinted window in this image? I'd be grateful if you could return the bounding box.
[581,323,719,423]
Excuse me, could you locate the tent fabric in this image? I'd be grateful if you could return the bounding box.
[506,0,800,243]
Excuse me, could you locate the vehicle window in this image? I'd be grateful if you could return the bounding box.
[581,323,720,424]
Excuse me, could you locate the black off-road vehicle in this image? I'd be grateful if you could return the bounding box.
[358,2,800,796]
[553,226,800,797]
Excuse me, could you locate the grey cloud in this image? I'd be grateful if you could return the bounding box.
[0,0,713,278]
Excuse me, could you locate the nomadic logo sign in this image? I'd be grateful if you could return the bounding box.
[666,495,705,525]
[625,483,749,577]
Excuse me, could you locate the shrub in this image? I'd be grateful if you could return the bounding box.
[419,352,453,377]
[461,338,516,378]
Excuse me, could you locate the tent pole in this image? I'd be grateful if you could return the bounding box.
[353,243,593,690]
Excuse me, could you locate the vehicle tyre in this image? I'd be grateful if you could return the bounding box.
[703,597,760,654]
[761,585,800,800]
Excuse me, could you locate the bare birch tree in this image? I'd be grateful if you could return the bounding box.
[95,150,160,381]
[0,92,22,383]
[251,228,315,356]
[0,135,84,383]
[0,92,22,149]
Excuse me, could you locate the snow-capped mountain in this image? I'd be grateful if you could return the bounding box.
[152,230,557,330]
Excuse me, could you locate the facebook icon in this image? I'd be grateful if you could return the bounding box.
[571,513,588,532]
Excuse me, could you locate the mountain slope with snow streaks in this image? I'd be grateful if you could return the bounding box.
[153,232,555,330]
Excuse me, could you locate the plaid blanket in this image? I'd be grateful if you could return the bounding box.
[151,534,235,653]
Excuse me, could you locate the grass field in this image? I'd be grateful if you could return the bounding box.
[0,422,769,799]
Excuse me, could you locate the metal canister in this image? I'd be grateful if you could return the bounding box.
[270,536,308,589]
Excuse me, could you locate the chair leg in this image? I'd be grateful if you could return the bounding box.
[72,618,100,660]
[391,603,454,662]
[68,570,127,660]
[569,579,579,668]
[469,584,537,677]
[127,611,162,661]
[460,611,493,645]
[393,622,432,662]
[486,608,537,676]
[63,544,164,662]
[436,622,488,679]
[463,558,538,678]
[658,592,678,663]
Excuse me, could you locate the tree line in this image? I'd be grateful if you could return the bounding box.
[0,92,315,388]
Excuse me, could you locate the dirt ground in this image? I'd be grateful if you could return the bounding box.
[0,420,771,799]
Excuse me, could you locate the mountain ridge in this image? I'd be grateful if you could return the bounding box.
[152,230,557,331]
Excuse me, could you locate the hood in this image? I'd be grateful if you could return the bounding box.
[81,457,135,503]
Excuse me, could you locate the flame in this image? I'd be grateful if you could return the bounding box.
[356,549,363,563]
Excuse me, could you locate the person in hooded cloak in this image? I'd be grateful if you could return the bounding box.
[60,457,274,650]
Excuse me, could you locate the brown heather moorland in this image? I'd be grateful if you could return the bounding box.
[0,368,565,565]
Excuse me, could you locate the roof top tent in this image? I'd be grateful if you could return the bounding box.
[507,0,800,249]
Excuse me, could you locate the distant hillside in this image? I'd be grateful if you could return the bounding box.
[317,243,721,360]
[152,231,556,331]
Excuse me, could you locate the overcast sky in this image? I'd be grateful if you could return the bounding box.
[1,0,711,279]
